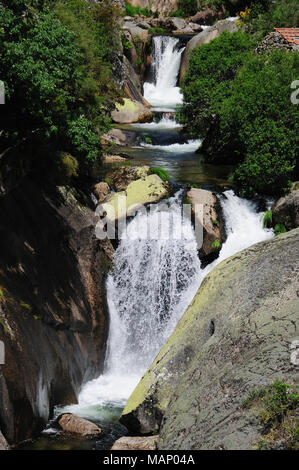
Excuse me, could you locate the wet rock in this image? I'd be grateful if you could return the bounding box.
[0,430,10,450]
[107,166,151,192]
[168,17,186,30]
[56,413,103,438]
[121,228,299,449]
[0,178,113,443]
[101,128,137,147]
[272,189,299,230]
[112,98,153,124]
[93,182,110,204]
[188,22,203,32]
[186,188,225,258]
[111,435,159,450]
[179,19,238,84]
[190,9,218,26]
[102,154,127,165]
[122,23,149,43]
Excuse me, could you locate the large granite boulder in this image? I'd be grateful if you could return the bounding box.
[121,228,299,449]
[0,178,113,444]
[187,188,225,258]
[179,19,238,84]
[112,98,153,124]
[272,189,299,231]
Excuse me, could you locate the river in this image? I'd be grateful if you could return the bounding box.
[19,35,274,451]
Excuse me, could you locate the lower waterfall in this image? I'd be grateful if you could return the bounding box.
[58,190,273,420]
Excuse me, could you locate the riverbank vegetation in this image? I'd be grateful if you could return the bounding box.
[0,0,122,180]
[177,1,299,196]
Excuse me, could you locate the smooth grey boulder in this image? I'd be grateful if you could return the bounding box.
[179,19,238,83]
[121,228,299,449]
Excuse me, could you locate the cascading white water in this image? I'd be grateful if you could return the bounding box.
[133,114,181,130]
[144,36,184,109]
[57,190,273,420]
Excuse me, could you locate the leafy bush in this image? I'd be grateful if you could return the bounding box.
[274,223,287,236]
[0,0,122,177]
[263,210,272,228]
[220,51,299,195]
[177,31,257,137]
[171,0,198,17]
[125,2,151,17]
[179,30,299,195]
[243,381,299,450]
[244,0,299,37]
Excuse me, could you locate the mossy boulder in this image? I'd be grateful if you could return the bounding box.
[111,98,153,124]
[121,228,299,449]
[101,174,170,224]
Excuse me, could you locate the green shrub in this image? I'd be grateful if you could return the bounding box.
[222,51,299,196]
[125,2,151,17]
[211,240,221,250]
[274,223,287,236]
[244,0,299,37]
[171,0,198,17]
[243,380,299,449]
[0,0,121,177]
[148,27,165,34]
[177,31,257,137]
[151,167,170,181]
[262,210,272,228]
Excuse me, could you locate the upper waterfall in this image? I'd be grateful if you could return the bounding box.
[144,36,184,109]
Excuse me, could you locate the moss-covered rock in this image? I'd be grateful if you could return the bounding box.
[121,228,299,449]
[101,174,170,224]
[111,98,153,124]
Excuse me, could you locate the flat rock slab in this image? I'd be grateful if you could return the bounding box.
[111,436,159,450]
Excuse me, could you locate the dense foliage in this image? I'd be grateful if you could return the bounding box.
[0,0,122,177]
[178,15,299,196]
[177,31,257,136]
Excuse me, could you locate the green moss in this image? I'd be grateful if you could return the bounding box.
[211,218,219,227]
[20,301,32,311]
[274,223,287,236]
[148,27,165,34]
[211,240,221,250]
[243,381,299,450]
[263,210,272,228]
[151,167,170,182]
[0,286,6,301]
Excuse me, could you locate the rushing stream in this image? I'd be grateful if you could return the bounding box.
[22,34,274,450]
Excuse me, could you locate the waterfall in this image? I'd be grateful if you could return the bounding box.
[57,191,273,420]
[144,36,184,109]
